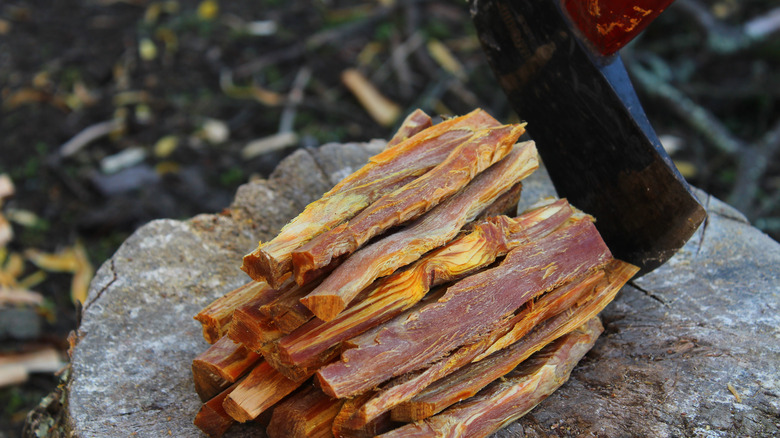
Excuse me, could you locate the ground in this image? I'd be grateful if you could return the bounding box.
[0,0,778,436]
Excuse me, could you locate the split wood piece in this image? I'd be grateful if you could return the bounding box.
[194,380,242,438]
[258,286,389,382]
[257,278,320,334]
[300,141,540,322]
[193,365,231,402]
[378,317,604,438]
[385,109,432,149]
[193,336,261,385]
[228,278,322,354]
[222,361,308,422]
[266,383,344,438]
[194,280,279,344]
[472,180,524,220]
[316,215,612,398]
[194,377,274,438]
[382,269,605,423]
[343,256,610,426]
[473,262,606,361]
[332,391,397,438]
[261,340,313,383]
[228,297,284,354]
[277,200,573,373]
[391,260,637,422]
[292,123,526,285]
[241,109,501,287]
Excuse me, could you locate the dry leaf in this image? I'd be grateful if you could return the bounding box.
[673,160,697,179]
[162,1,179,13]
[25,247,80,273]
[5,209,40,227]
[155,161,180,175]
[155,27,179,53]
[357,42,383,67]
[199,119,230,144]
[139,37,158,61]
[0,18,11,35]
[32,71,51,90]
[0,214,11,248]
[144,2,162,23]
[154,135,179,158]
[341,68,401,127]
[17,270,46,290]
[4,252,24,279]
[71,244,93,305]
[113,91,150,107]
[197,0,219,21]
[219,71,283,106]
[727,383,743,403]
[3,88,49,109]
[0,250,25,288]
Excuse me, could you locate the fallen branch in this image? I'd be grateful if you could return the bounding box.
[58,119,123,158]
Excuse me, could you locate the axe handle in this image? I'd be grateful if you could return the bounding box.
[562,0,675,56]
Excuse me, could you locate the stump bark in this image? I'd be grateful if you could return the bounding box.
[25,141,780,437]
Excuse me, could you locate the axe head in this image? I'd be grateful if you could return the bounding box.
[472,0,706,275]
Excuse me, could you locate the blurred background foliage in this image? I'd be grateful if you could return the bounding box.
[0,0,778,435]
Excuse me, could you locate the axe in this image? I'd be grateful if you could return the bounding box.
[471,0,707,275]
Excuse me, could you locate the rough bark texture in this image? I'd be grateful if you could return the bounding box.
[43,141,780,438]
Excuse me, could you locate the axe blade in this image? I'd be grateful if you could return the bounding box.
[472,0,706,275]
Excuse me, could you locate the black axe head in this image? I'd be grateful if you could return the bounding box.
[471,0,707,275]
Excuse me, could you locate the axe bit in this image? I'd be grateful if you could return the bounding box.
[472,0,707,274]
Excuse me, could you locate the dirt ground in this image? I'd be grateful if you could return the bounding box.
[1,0,778,436]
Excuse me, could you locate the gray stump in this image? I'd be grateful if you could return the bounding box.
[27,141,780,437]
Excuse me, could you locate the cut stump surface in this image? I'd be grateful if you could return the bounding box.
[35,141,779,437]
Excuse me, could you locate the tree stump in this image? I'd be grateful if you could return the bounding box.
[25,141,780,437]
